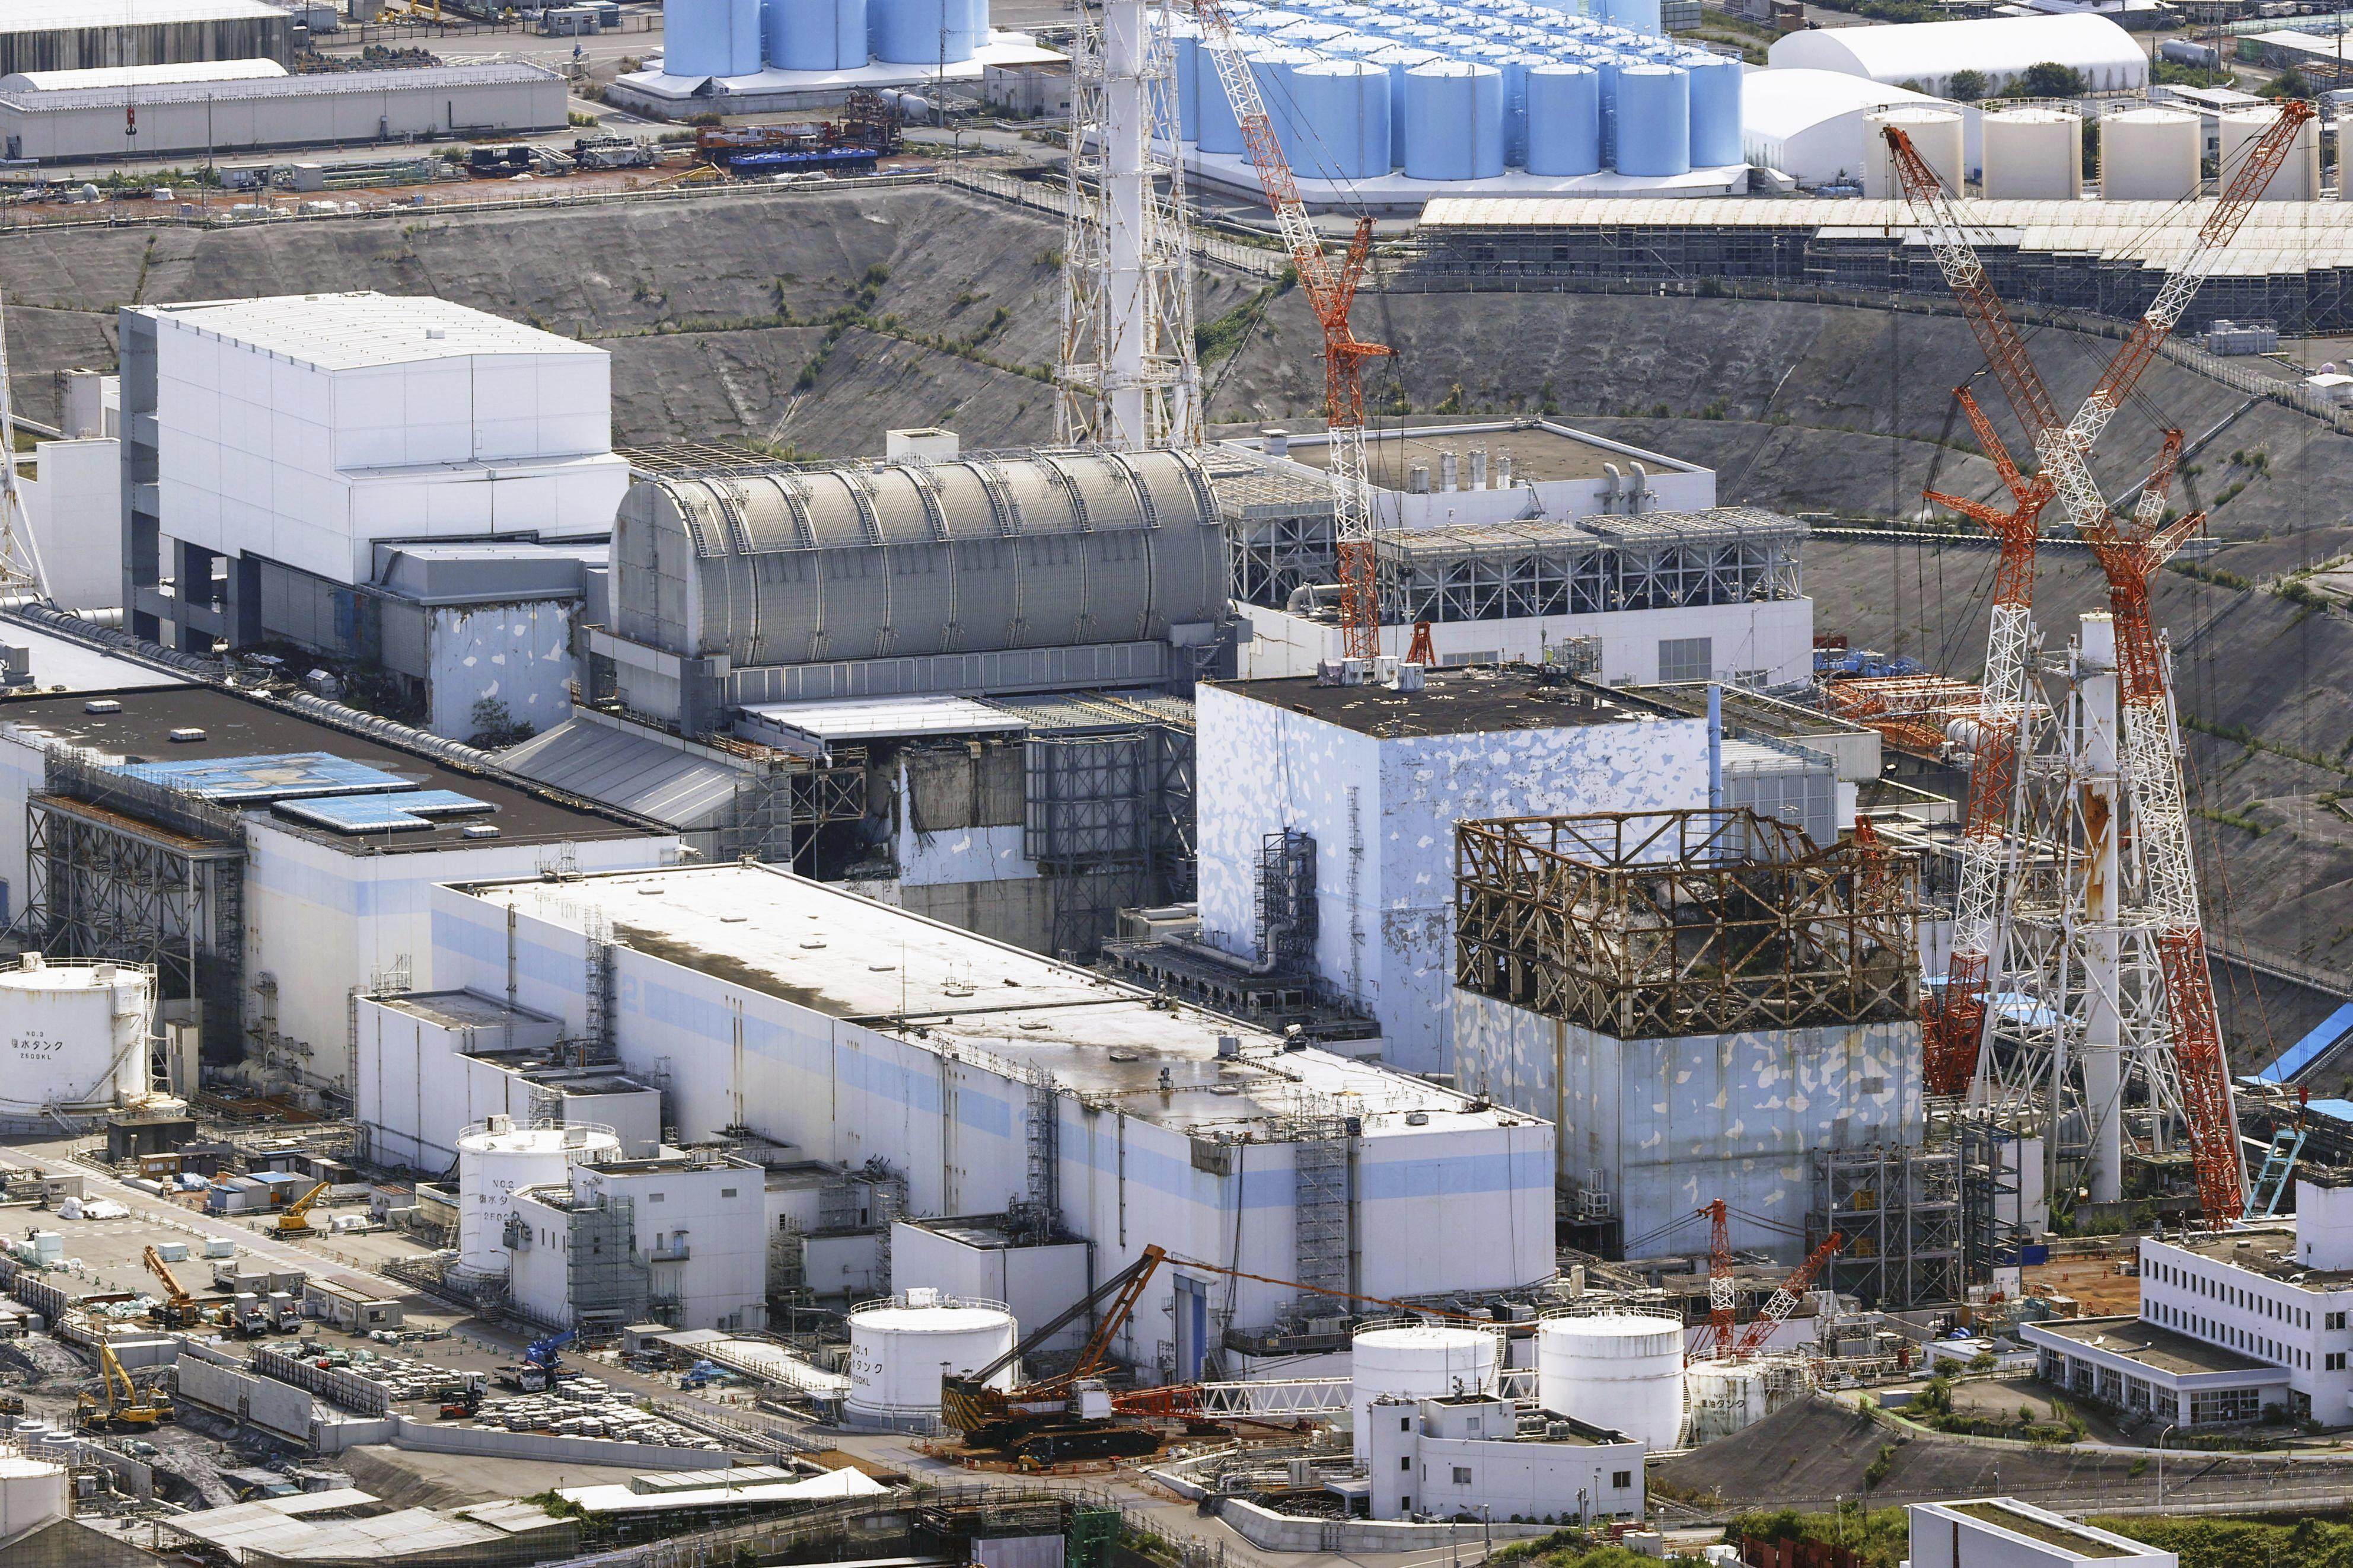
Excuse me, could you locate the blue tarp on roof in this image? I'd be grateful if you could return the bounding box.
[2257,1001,2353,1085]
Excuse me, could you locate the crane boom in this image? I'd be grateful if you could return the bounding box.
[1188,0,1391,660]
[1733,1232,1843,1359]
[1699,1200,1735,1361]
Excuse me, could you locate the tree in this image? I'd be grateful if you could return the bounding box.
[1947,68,1988,100]
[2019,60,2086,97]
[2263,66,2317,100]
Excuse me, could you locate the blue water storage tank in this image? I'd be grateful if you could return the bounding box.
[768,0,866,69]
[1197,48,1245,152]
[1290,59,1391,178]
[1251,45,1316,167]
[1271,17,1346,44]
[1613,61,1686,174]
[871,0,973,63]
[1600,0,1660,33]
[968,0,988,44]
[1364,43,1437,166]
[1404,59,1504,178]
[1524,60,1599,173]
[1171,20,1202,140]
[668,0,761,75]
[1683,52,1739,166]
[1495,52,1547,165]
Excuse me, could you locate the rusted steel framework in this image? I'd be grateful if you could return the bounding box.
[1453,809,1918,1039]
[1823,674,1982,753]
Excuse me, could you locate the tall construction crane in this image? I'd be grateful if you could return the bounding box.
[1733,1232,1843,1361]
[1885,105,2311,1219]
[942,1244,1170,1458]
[142,1244,211,1330]
[1698,1199,1735,1362]
[1189,0,1392,660]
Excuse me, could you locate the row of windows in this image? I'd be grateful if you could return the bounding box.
[1402,1459,1634,1491]
[2145,1251,2341,1334]
[2148,1299,2343,1372]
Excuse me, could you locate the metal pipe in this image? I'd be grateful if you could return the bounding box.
[1285,582,1346,616]
[1707,682,1723,812]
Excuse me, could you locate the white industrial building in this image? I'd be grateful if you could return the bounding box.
[423,860,1556,1370]
[2023,1172,2353,1428]
[506,1148,772,1332]
[1182,669,1711,1076]
[0,61,566,162]
[1366,1393,1646,1523]
[119,294,629,723]
[11,371,122,613]
[0,683,677,1101]
[352,988,665,1171]
[1740,71,1975,186]
[1767,14,2147,98]
[1908,1499,2176,1567]
[0,0,292,77]
[890,1216,1092,1353]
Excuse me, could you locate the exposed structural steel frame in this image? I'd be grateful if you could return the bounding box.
[26,750,246,1051]
[719,748,868,866]
[1056,0,1199,450]
[1808,1143,1962,1310]
[1454,809,1918,1039]
[1375,511,1804,627]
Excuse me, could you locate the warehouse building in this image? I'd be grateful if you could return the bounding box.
[1453,806,1922,1260]
[1766,13,2147,97]
[424,860,1555,1365]
[0,0,291,77]
[0,683,676,1098]
[1406,199,2353,335]
[0,59,567,163]
[1740,70,1972,187]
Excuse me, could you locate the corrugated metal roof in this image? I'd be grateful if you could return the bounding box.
[0,58,285,91]
[498,717,747,831]
[741,694,1027,743]
[1415,196,2353,272]
[1,0,283,31]
[133,283,587,375]
[0,60,555,113]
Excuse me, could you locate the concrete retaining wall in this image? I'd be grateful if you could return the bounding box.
[1215,1497,1552,1553]
[386,1413,728,1470]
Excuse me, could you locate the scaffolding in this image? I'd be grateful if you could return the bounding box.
[1453,809,1918,1039]
[1957,1112,2041,1289]
[1808,1144,1962,1309]
[718,750,868,866]
[1009,1065,1062,1243]
[25,749,247,1051]
[1277,1097,1354,1319]
[1374,510,1803,628]
[1257,829,1318,975]
[555,1190,651,1330]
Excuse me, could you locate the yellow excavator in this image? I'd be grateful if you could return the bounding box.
[79,1340,170,1430]
[274,1181,330,1236]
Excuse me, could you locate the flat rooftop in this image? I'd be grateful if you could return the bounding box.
[2160,1224,2353,1288]
[1266,420,1688,488]
[2032,1315,2282,1378]
[140,290,598,373]
[460,864,1523,1139]
[1,0,283,29]
[0,684,656,854]
[1208,667,1669,740]
[368,988,559,1032]
[1631,682,1870,739]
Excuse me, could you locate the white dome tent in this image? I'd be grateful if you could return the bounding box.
[1767,14,2147,100]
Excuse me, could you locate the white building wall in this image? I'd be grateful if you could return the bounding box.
[426,599,581,744]
[575,1159,769,1331]
[506,1187,575,1324]
[895,814,1037,888]
[18,437,123,611]
[2138,1233,2353,1423]
[244,825,677,1097]
[0,74,567,161]
[1191,683,1711,1075]
[150,309,626,588]
[1453,993,1921,1261]
[425,879,1557,1351]
[1235,599,1816,692]
[1363,1398,1645,1524]
[1908,1500,2177,1567]
[888,1224,1091,1351]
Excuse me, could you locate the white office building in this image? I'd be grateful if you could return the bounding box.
[506,1148,771,1333]
[2025,1172,2353,1428]
[425,861,1557,1374]
[1364,1393,1646,1525]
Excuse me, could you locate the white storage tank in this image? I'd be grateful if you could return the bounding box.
[1350,1321,1500,1457]
[1535,1312,1684,1450]
[1682,1359,1766,1446]
[1862,104,1963,199]
[845,1289,1020,1427]
[1981,107,2081,200]
[0,1451,69,1545]
[0,955,153,1119]
[454,1117,620,1280]
[2100,106,2200,202]
[2220,107,2318,202]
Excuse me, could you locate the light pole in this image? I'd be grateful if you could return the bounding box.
[2157,1422,2177,1508]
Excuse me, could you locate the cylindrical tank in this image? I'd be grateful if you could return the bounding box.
[2099,106,2199,202]
[1350,1323,1501,1457]
[1682,1360,1766,1446]
[1612,62,1687,177]
[1248,45,1318,169]
[1290,59,1392,179]
[1404,60,1505,179]
[665,0,762,75]
[845,1289,1020,1426]
[1171,18,1203,141]
[967,0,987,45]
[1525,61,1600,175]
[1683,53,1740,168]
[454,1117,620,1279]
[1862,104,1963,199]
[1535,1313,1684,1450]
[2221,107,2319,201]
[1600,0,1660,36]
[0,1451,68,1543]
[1196,45,1248,154]
[1364,44,1440,167]
[870,0,974,65]
[767,0,866,71]
[0,956,152,1117]
[1981,107,2082,200]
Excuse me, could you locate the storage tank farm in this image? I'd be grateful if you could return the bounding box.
[1171,0,1748,192]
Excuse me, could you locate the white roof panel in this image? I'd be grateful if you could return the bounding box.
[144,289,597,372]
[0,0,282,31]
[1739,68,1953,144]
[1768,12,2145,83]
[1,58,284,91]
[739,693,1029,743]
